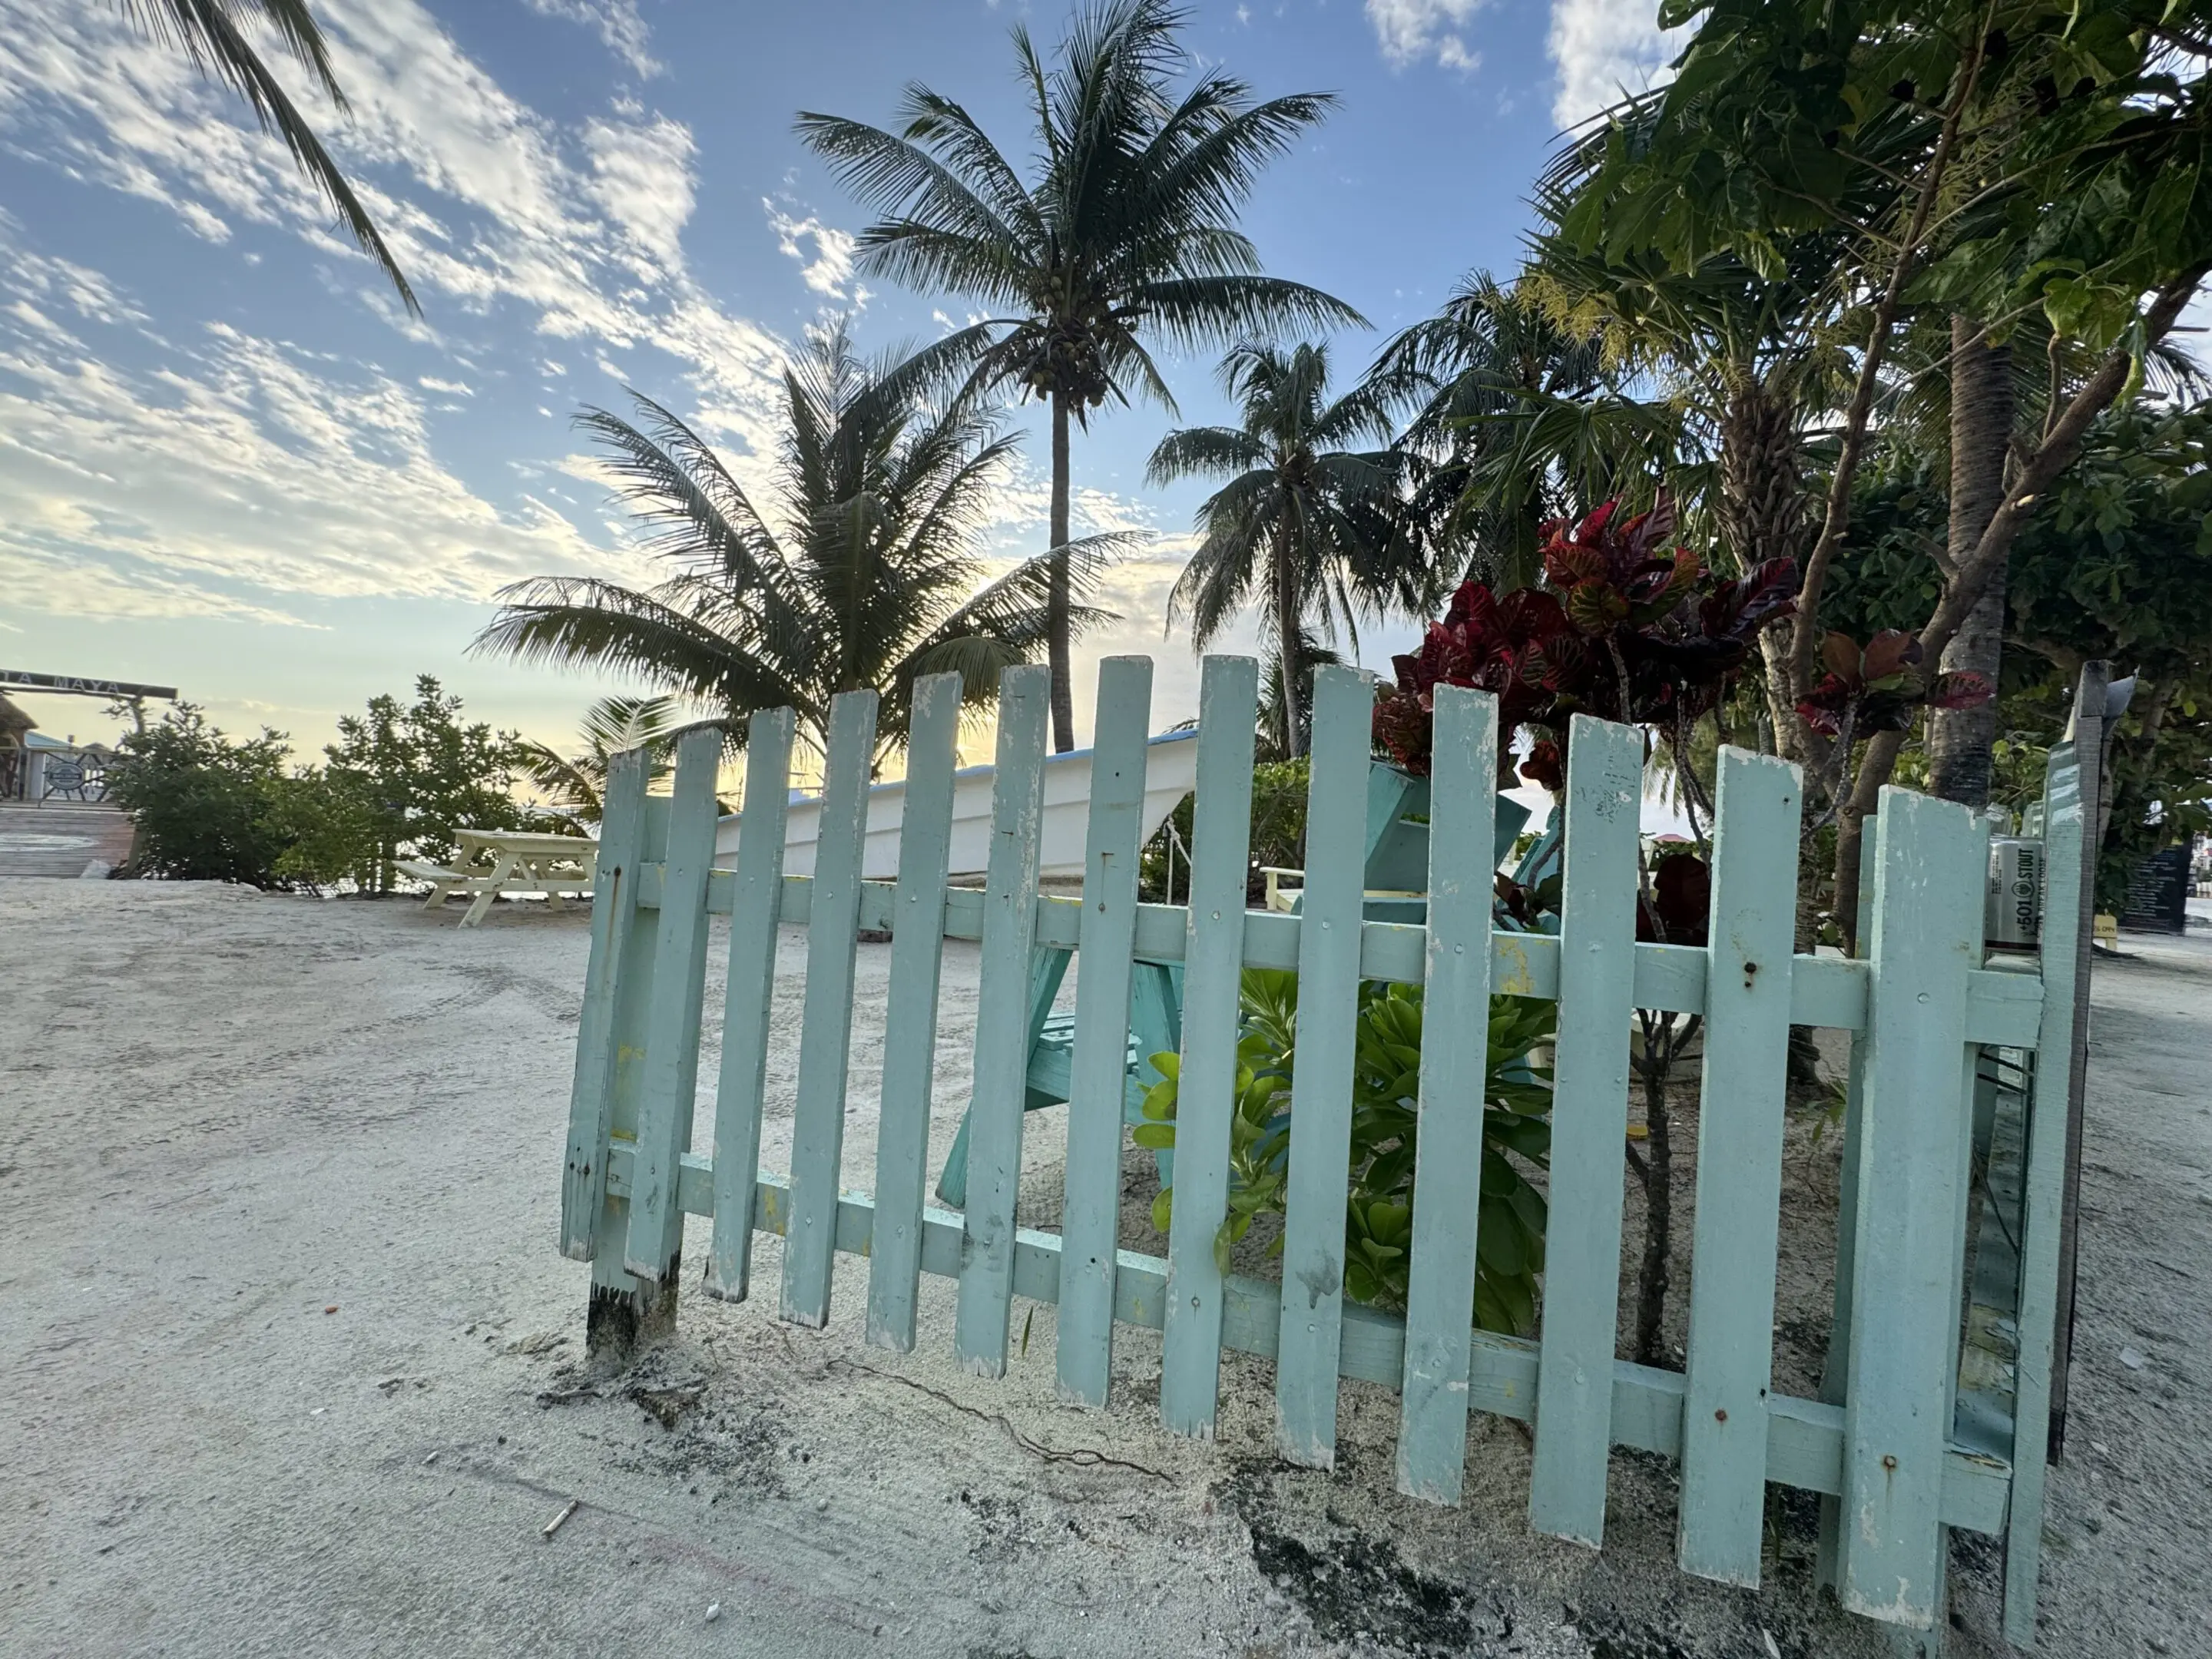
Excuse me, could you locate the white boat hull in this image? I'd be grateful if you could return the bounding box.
[715,728,1199,881]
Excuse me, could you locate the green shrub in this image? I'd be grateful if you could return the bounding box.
[1137,971,1557,1334]
[276,677,527,893]
[105,705,303,886]
[108,678,531,893]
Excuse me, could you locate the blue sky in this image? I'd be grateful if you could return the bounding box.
[0,0,1683,762]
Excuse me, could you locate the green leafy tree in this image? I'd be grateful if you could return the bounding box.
[1148,342,1415,757]
[131,0,415,310]
[797,0,1361,750]
[105,704,300,886]
[478,323,1113,770]
[1558,0,2212,935]
[1838,400,2212,907]
[284,677,525,894]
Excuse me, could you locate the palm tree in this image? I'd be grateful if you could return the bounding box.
[1363,271,1670,591]
[475,322,1112,767]
[517,695,684,824]
[1148,341,1412,758]
[131,0,415,311]
[796,0,1362,751]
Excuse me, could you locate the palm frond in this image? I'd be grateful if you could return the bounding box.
[129,0,416,312]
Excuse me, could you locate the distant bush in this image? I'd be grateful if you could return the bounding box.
[1140,757,1312,905]
[277,677,529,894]
[105,704,301,886]
[108,677,531,892]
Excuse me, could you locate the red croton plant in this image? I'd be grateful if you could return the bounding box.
[1373,496,1799,793]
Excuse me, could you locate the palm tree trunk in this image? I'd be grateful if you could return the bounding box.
[1274,514,1302,759]
[1717,378,1809,767]
[1928,317,2014,808]
[1048,391,1076,753]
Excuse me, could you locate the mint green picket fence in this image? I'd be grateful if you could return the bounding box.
[558,655,2089,1651]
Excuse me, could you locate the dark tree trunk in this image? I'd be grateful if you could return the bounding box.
[1928,316,2015,808]
[1631,1012,1687,1367]
[1275,512,1303,759]
[1048,392,1075,753]
[1716,378,1809,768]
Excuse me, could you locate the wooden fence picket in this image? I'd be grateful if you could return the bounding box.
[704,707,794,1303]
[1058,657,1154,1406]
[622,727,725,1284]
[1676,747,1803,1585]
[588,790,668,1334]
[1528,712,1645,1546]
[1158,655,1260,1439]
[1274,666,1374,1468]
[783,690,881,1327]
[1838,785,1983,1627]
[953,665,1051,1377]
[865,674,963,1352]
[1395,684,1499,1503]
[2002,742,2085,1646]
[559,745,648,1261]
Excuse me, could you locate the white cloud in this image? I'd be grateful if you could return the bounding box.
[1366,0,1485,75]
[418,376,474,395]
[523,0,662,79]
[1548,0,1687,130]
[584,104,697,273]
[0,0,791,451]
[764,200,860,301]
[0,272,645,622]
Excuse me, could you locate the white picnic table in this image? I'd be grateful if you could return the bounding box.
[400,828,598,928]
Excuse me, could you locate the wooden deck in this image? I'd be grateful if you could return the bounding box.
[0,802,134,877]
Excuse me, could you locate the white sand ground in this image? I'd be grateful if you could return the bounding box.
[2,880,2208,1658]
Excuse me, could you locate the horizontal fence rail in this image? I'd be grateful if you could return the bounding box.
[559,654,2085,1653]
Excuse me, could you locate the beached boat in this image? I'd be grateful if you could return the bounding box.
[714,728,1200,880]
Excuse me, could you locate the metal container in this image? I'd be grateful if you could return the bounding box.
[1986,836,2044,951]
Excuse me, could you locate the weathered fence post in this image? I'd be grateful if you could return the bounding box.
[1528,713,1644,1547]
[704,707,795,1304]
[1677,747,1803,1585]
[2002,739,2088,1646]
[1274,665,1373,1468]
[783,690,880,1327]
[1837,785,1982,1628]
[1159,654,1260,1438]
[563,746,651,1354]
[1395,683,1498,1503]
[953,664,1050,1377]
[866,674,963,1352]
[623,727,725,1299]
[1058,656,1154,1406]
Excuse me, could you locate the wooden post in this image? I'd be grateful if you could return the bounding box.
[1528,714,1644,1547]
[953,665,1050,1377]
[1273,667,1373,1468]
[704,708,795,1303]
[2048,659,2108,1459]
[866,675,962,1351]
[2002,737,2088,1644]
[1836,785,1982,1628]
[1676,748,1803,1586]
[1394,684,1498,1502]
[1158,655,1259,1438]
[1057,657,1154,1406]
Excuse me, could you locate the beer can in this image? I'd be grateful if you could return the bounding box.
[1986,836,2043,951]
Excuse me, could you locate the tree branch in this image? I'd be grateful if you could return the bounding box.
[1916,266,2210,668]
[1786,19,1991,719]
